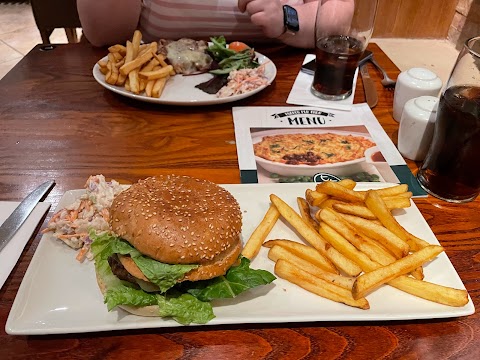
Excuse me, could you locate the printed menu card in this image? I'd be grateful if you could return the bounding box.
[233,104,426,196]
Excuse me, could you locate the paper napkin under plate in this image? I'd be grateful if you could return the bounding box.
[0,201,50,289]
[286,54,358,111]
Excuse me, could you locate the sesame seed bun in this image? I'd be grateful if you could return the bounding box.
[109,175,242,282]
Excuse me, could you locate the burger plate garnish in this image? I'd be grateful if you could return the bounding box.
[91,175,275,325]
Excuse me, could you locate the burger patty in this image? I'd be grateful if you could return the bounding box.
[108,254,138,284]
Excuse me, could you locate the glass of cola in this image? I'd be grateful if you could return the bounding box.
[417,36,480,203]
[311,0,378,100]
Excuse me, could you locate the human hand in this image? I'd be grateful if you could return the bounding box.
[238,0,285,38]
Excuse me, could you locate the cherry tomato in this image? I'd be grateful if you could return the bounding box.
[229,41,250,52]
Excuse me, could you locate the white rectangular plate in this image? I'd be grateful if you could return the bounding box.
[6,183,474,335]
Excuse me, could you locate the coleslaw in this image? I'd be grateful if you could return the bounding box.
[216,65,269,98]
[42,175,124,262]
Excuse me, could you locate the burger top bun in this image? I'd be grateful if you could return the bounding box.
[109,175,242,281]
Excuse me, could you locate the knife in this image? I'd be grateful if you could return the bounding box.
[0,180,55,253]
[360,63,378,108]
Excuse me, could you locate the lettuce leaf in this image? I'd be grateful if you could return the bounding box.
[181,257,276,302]
[105,286,158,311]
[207,36,259,75]
[91,231,197,293]
[91,231,213,324]
[157,293,214,325]
[90,232,275,325]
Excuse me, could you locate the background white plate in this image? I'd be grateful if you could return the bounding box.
[92,52,276,106]
[6,183,474,335]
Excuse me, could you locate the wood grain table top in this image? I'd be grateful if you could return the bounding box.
[0,42,478,360]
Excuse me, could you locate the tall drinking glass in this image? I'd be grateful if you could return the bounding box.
[417,36,480,203]
[311,0,378,100]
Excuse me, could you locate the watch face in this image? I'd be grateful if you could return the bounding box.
[284,5,299,32]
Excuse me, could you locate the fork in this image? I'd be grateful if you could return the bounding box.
[369,57,397,89]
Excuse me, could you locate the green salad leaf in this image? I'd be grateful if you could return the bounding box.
[91,231,197,293]
[207,36,259,75]
[181,257,276,302]
[91,231,213,324]
[90,231,275,325]
[157,293,215,325]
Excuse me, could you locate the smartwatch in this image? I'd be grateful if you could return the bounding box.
[282,5,299,35]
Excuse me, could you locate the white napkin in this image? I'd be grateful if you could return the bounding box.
[286,54,358,111]
[0,201,51,289]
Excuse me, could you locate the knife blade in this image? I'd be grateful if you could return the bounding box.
[0,180,55,253]
[360,63,378,108]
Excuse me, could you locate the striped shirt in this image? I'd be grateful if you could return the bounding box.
[139,0,303,42]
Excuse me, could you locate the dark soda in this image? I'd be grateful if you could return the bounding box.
[312,35,363,99]
[417,85,480,202]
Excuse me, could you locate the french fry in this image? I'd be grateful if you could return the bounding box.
[141,58,160,72]
[388,274,468,307]
[337,178,357,190]
[319,223,378,271]
[128,69,140,94]
[316,181,364,202]
[352,245,444,299]
[317,199,341,210]
[268,245,354,290]
[339,213,410,258]
[332,202,377,220]
[139,65,174,81]
[145,80,155,97]
[108,44,127,55]
[125,40,134,63]
[263,239,338,274]
[120,49,155,76]
[153,53,176,76]
[242,204,280,260]
[359,184,410,198]
[97,59,108,68]
[275,259,369,309]
[297,197,318,230]
[320,211,424,280]
[382,196,411,209]
[115,58,125,69]
[111,51,123,62]
[152,76,169,98]
[320,208,395,263]
[270,194,362,276]
[305,189,329,207]
[98,64,108,75]
[365,190,429,251]
[384,191,413,199]
[138,42,157,58]
[320,221,466,306]
[131,29,142,58]
[101,32,173,97]
[105,56,119,85]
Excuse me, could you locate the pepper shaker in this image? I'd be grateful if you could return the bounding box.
[398,96,438,161]
[393,68,442,122]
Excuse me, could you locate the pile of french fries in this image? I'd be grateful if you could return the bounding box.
[97,30,175,98]
[242,180,469,309]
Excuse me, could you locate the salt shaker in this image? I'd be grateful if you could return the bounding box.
[393,68,442,122]
[398,96,438,161]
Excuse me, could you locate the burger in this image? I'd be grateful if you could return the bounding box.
[91,175,275,324]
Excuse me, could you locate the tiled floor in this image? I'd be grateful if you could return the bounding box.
[0,2,75,79]
[0,3,460,84]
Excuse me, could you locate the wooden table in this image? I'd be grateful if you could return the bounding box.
[0,43,478,359]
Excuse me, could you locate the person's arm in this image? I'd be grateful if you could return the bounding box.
[238,0,353,49]
[277,0,318,48]
[77,0,142,47]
